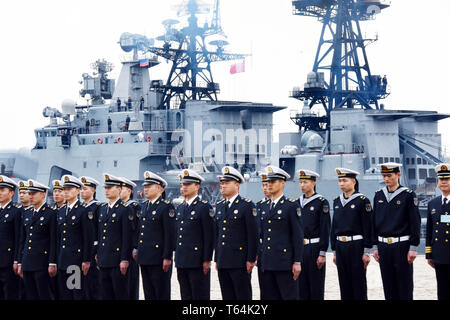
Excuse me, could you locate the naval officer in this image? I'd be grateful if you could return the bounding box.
[297,169,330,300]
[52,180,65,210]
[372,163,421,300]
[0,176,21,300]
[119,177,141,300]
[135,171,175,300]
[95,173,133,300]
[426,164,450,300]
[175,169,215,300]
[56,175,92,300]
[256,172,271,300]
[259,166,304,300]
[80,176,101,300]
[214,166,258,300]
[17,181,31,300]
[331,168,373,300]
[19,181,31,209]
[17,180,57,300]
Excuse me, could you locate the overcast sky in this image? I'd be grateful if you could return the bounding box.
[1,0,449,155]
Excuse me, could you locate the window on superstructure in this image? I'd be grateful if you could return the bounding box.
[408,168,416,179]
[417,158,422,165]
[384,157,388,163]
[96,161,100,168]
[395,158,400,163]
[371,158,375,165]
[390,157,394,162]
[411,158,415,165]
[114,160,118,168]
[83,161,87,169]
[419,169,427,179]
[378,157,383,164]
[429,169,436,178]
[423,159,427,165]
[406,158,410,165]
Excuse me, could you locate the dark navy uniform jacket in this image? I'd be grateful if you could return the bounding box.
[426,196,450,264]
[373,187,421,248]
[126,200,142,255]
[259,195,304,271]
[137,197,175,266]
[84,200,102,260]
[56,200,92,270]
[18,203,57,272]
[330,193,373,252]
[256,199,269,259]
[0,202,22,268]
[97,199,133,268]
[174,196,214,269]
[214,195,258,269]
[297,194,331,255]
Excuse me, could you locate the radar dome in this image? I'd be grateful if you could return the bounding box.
[61,99,76,115]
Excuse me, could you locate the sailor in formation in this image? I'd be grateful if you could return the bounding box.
[80,176,101,300]
[95,173,132,300]
[119,177,141,300]
[255,171,270,300]
[259,166,304,300]
[175,169,214,300]
[372,163,421,300]
[136,171,175,300]
[426,163,450,300]
[331,168,373,300]
[0,176,21,300]
[18,180,57,300]
[214,166,258,300]
[56,175,92,300]
[297,169,330,300]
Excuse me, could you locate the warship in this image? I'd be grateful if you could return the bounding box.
[0,0,448,249]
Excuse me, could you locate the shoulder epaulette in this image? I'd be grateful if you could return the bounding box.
[202,199,208,204]
[320,197,324,201]
[123,202,129,207]
[244,198,251,203]
[406,189,412,193]
[101,203,108,207]
[256,200,262,204]
[164,199,171,205]
[266,200,271,204]
[360,195,366,200]
[288,198,296,203]
[217,199,225,204]
[14,203,23,209]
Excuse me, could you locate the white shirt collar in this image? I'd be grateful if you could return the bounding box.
[67,199,78,210]
[271,194,284,206]
[34,202,46,213]
[226,193,239,207]
[185,195,198,206]
[108,198,120,209]
[442,195,450,204]
[0,200,12,209]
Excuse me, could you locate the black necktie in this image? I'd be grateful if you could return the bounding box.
[270,201,275,211]
[444,198,449,206]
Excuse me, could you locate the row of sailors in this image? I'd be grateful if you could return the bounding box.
[0,162,449,300]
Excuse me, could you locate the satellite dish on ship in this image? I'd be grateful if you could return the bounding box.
[61,99,76,115]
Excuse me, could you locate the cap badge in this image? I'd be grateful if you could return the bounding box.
[224,167,230,174]
[64,176,70,182]
[145,172,150,179]
[442,165,448,171]
[184,170,189,177]
[267,167,273,173]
